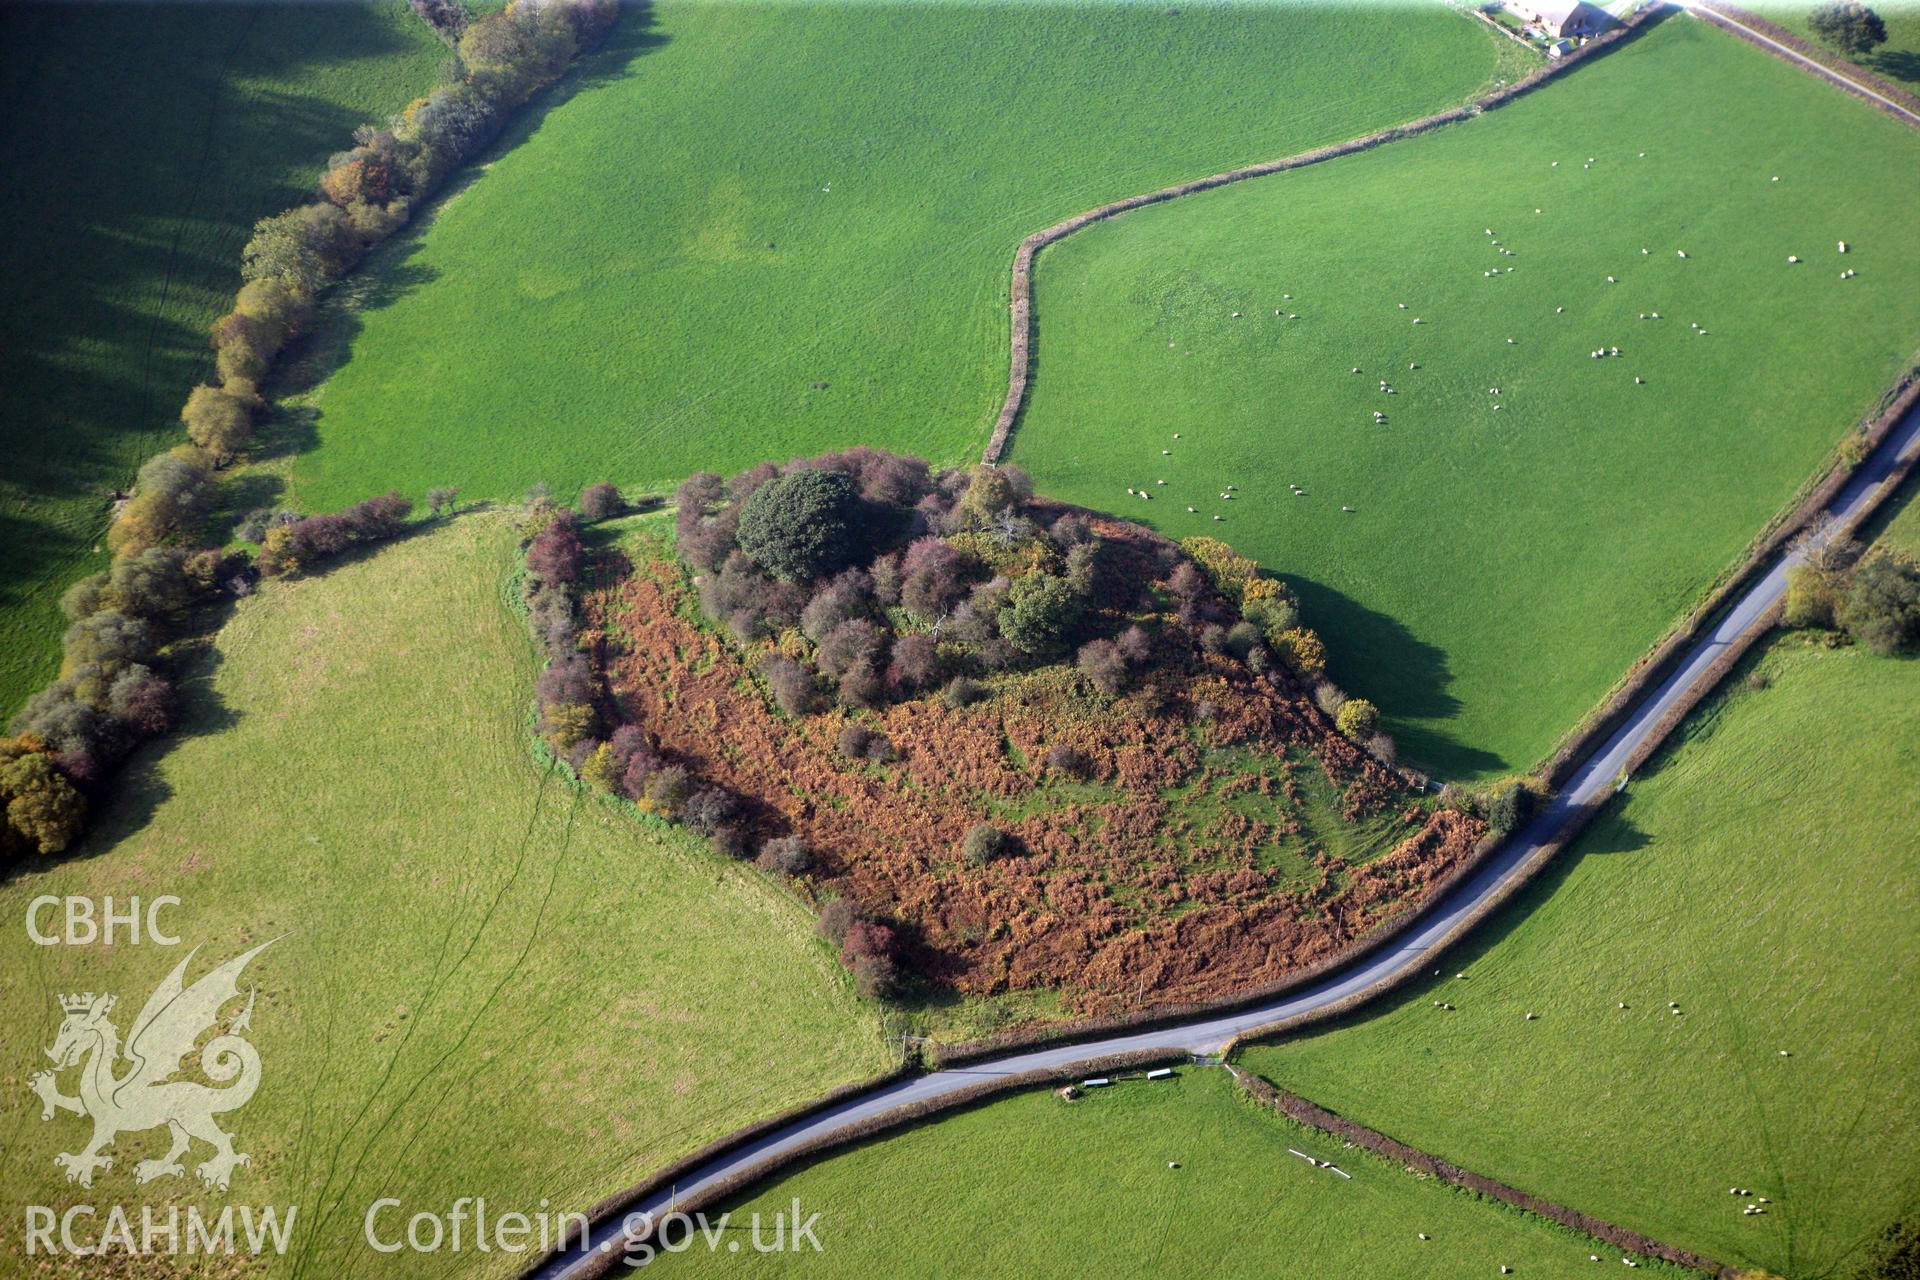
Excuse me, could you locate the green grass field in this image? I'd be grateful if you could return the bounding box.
[0,1,454,718]
[662,1067,1692,1277]
[0,514,887,1277]
[1006,15,1920,778]
[283,0,1517,514]
[1239,635,1920,1277]
[1870,466,1920,557]
[1752,0,1920,89]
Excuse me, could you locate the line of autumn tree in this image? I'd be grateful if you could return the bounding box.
[1,0,621,866]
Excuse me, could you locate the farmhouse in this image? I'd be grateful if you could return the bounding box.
[1508,0,1607,38]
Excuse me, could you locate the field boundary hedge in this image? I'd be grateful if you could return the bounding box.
[1688,0,1920,128]
[521,1051,1184,1279]
[979,2,1667,466]
[1537,363,1920,790]
[1229,1067,1736,1275]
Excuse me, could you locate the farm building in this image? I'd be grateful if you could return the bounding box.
[1508,0,1608,38]
[1546,37,1575,58]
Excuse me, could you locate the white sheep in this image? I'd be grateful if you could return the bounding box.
[1787,255,1798,264]
[1838,241,1848,254]
[1677,250,1688,258]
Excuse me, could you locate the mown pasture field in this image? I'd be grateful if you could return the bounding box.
[1240,635,1920,1278]
[1007,15,1920,779]
[0,514,887,1278]
[663,1066,1693,1278]
[284,0,1519,513]
[0,0,451,717]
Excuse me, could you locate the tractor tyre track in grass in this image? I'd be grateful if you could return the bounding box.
[292,760,565,1280]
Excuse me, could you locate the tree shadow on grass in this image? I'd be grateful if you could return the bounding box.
[270,4,669,409]
[1280,574,1506,781]
[1872,49,1920,86]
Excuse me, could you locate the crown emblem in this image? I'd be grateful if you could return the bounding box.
[58,992,109,1014]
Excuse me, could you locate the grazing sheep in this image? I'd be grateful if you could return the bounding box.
[1187,506,1196,513]
[1635,377,1644,384]
[1162,449,1172,455]
[1232,311,1241,318]
[1556,306,1565,313]
[1677,250,1688,258]
[1508,337,1517,344]
[1838,241,1848,254]
[1412,317,1422,324]
[1352,367,1362,374]
[1409,362,1418,370]
[1606,276,1616,283]
[1342,506,1354,512]
[1213,515,1224,521]
[1156,480,1167,486]
[1787,256,1798,264]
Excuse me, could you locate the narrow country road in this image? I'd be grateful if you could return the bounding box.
[530,401,1920,1278]
[1683,1,1920,126]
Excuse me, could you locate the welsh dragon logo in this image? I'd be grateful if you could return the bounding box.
[30,940,275,1192]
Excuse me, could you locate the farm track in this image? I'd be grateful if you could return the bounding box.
[523,5,1920,1272]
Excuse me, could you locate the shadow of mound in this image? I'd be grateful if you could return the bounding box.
[1281,575,1504,781]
